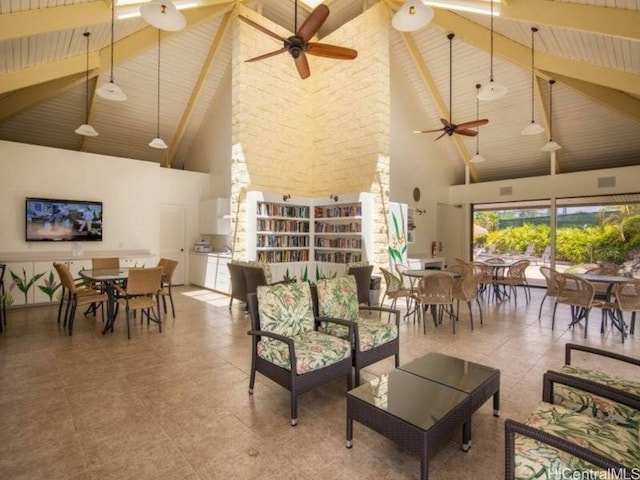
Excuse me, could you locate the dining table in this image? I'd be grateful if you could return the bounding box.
[79,267,130,334]
[575,272,632,340]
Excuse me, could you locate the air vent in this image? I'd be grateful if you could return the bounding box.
[499,186,513,196]
[597,176,616,188]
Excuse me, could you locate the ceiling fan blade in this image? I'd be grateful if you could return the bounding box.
[294,52,311,80]
[296,4,330,42]
[413,128,444,134]
[245,48,288,63]
[456,118,489,130]
[456,129,479,137]
[434,132,448,141]
[306,42,358,60]
[239,15,286,43]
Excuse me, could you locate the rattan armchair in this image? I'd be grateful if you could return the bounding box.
[414,273,454,334]
[346,264,374,306]
[450,271,483,330]
[552,273,596,336]
[157,258,178,318]
[538,266,559,319]
[612,278,640,335]
[495,259,531,303]
[227,262,247,310]
[379,267,414,320]
[115,267,163,339]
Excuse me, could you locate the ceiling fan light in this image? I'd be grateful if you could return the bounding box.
[149,137,168,149]
[75,124,99,136]
[470,153,486,163]
[477,80,507,101]
[140,0,186,31]
[541,140,562,152]
[521,122,545,136]
[96,81,128,101]
[392,1,434,32]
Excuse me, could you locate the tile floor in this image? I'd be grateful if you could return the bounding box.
[0,285,637,480]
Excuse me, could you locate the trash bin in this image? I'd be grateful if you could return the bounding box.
[369,275,381,306]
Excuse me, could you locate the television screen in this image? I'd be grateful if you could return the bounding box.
[26,197,103,242]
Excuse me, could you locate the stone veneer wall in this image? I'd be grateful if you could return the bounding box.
[231,3,391,266]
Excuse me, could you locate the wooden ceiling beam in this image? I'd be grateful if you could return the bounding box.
[167,9,235,167]
[0,71,98,123]
[0,0,237,41]
[398,30,479,183]
[430,9,640,96]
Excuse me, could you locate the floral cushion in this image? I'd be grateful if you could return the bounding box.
[316,276,359,321]
[322,318,397,353]
[513,401,640,479]
[257,282,314,337]
[257,331,351,374]
[560,365,640,397]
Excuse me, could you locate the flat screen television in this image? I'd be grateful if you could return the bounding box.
[26,197,103,242]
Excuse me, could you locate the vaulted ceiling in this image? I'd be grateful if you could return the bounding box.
[0,0,638,183]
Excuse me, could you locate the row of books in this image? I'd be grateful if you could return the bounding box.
[314,252,362,263]
[257,235,310,248]
[258,250,309,263]
[257,202,310,218]
[314,205,362,218]
[257,219,310,232]
[314,238,362,249]
[314,222,361,233]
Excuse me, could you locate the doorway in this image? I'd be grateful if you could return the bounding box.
[160,204,187,285]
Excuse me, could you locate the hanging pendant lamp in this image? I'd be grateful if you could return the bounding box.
[541,79,562,152]
[521,27,545,135]
[392,0,434,32]
[75,32,99,137]
[149,29,168,150]
[477,0,507,101]
[470,84,486,163]
[96,0,127,101]
[140,0,186,32]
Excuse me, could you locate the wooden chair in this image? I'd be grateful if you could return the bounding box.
[247,282,353,426]
[538,266,559,319]
[115,267,163,339]
[54,262,107,336]
[414,273,454,333]
[346,264,374,306]
[314,275,400,386]
[157,258,178,318]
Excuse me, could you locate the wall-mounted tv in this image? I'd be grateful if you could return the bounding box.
[26,197,103,242]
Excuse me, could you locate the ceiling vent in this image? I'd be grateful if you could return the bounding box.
[597,176,616,188]
[499,186,513,196]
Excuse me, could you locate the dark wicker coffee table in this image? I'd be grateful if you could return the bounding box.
[399,352,500,450]
[346,369,470,480]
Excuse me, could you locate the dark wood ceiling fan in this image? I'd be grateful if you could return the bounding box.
[414,33,488,140]
[238,1,358,80]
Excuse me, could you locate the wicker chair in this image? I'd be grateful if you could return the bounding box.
[538,266,559,319]
[379,267,415,320]
[449,269,483,330]
[394,264,415,291]
[613,278,640,335]
[552,273,597,336]
[314,275,400,386]
[586,265,619,300]
[346,264,374,306]
[0,263,5,333]
[495,259,531,304]
[92,257,120,269]
[414,273,454,334]
[247,282,353,426]
[227,262,247,310]
[115,267,163,339]
[54,262,107,336]
[157,258,178,318]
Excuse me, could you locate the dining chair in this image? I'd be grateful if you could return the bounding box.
[54,262,107,336]
[552,273,598,337]
[414,272,454,334]
[585,265,619,300]
[115,267,163,339]
[157,258,178,318]
[394,263,415,291]
[448,267,483,330]
[538,266,559,319]
[379,267,415,321]
[495,259,531,304]
[612,279,640,336]
[92,257,120,269]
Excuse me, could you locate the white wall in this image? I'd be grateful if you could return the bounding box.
[0,140,209,257]
[389,55,456,257]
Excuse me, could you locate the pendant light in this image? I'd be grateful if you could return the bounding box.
[149,29,168,150]
[75,32,99,137]
[96,0,127,101]
[477,0,507,101]
[392,0,434,32]
[140,0,186,32]
[541,79,562,152]
[470,84,486,163]
[521,27,545,135]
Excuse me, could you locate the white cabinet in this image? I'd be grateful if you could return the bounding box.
[189,254,207,287]
[188,253,230,294]
[3,262,35,306]
[199,198,231,235]
[121,257,153,268]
